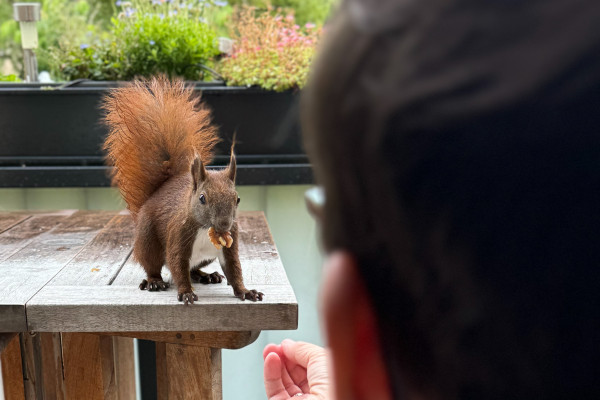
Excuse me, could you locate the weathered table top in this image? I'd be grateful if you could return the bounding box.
[0,210,297,333]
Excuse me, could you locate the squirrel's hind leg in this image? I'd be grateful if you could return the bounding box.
[190,259,224,284]
[134,217,169,291]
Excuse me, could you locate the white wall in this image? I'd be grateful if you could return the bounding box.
[0,186,324,399]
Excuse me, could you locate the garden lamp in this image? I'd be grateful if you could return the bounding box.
[13,2,41,82]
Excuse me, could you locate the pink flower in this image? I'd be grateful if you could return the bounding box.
[305,23,316,30]
[285,14,294,22]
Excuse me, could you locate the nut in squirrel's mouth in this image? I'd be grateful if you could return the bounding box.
[208,227,233,250]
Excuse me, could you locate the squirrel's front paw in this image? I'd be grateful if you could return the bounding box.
[177,290,198,305]
[139,278,169,291]
[235,289,264,302]
[191,270,224,284]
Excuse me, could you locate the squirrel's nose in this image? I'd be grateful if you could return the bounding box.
[214,219,232,234]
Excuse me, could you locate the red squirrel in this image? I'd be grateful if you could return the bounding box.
[103,76,264,304]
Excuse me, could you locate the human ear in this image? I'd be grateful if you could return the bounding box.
[321,251,392,400]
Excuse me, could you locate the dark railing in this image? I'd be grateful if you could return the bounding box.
[0,82,313,187]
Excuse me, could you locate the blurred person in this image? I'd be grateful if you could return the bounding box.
[264,0,600,398]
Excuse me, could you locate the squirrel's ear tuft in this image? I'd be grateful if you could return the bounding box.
[227,146,236,182]
[191,158,200,192]
[191,157,208,191]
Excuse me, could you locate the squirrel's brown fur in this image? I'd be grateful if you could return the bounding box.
[101,76,263,304]
[103,76,219,217]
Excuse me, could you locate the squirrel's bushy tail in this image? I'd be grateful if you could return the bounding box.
[103,76,219,217]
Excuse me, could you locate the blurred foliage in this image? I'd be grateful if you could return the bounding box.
[0,0,110,77]
[227,0,336,26]
[219,7,321,91]
[0,74,22,82]
[51,0,220,81]
[1,0,332,87]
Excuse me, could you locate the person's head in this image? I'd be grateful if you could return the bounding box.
[303,0,600,398]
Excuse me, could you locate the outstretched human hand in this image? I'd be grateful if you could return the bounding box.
[263,339,331,399]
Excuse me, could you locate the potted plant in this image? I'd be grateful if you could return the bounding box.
[0,1,324,187]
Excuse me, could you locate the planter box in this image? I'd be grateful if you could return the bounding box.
[0,81,312,187]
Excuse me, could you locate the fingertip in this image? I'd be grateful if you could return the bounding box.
[263,343,282,359]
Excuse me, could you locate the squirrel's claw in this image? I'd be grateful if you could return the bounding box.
[191,269,224,284]
[139,278,169,291]
[177,291,198,305]
[235,289,264,302]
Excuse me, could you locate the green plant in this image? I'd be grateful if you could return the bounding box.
[0,74,22,82]
[219,7,321,92]
[51,0,221,81]
[1,0,108,78]
[54,38,122,81]
[227,0,336,26]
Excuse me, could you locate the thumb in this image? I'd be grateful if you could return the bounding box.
[263,352,291,400]
[282,340,330,398]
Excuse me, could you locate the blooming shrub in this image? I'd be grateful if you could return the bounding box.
[227,0,336,26]
[219,7,321,92]
[52,0,221,81]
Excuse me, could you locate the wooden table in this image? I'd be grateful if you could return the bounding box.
[0,210,297,400]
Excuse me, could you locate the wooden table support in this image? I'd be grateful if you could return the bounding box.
[157,344,221,400]
[0,211,297,399]
[1,334,25,400]
[1,330,258,400]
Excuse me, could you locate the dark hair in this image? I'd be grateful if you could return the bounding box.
[303,0,600,398]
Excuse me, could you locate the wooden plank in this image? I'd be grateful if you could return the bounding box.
[101,330,260,349]
[19,332,42,400]
[0,305,25,334]
[27,285,297,332]
[40,333,66,400]
[0,214,30,235]
[61,333,117,400]
[113,337,136,400]
[109,255,169,287]
[156,344,222,400]
[0,211,116,332]
[156,342,168,400]
[100,334,118,400]
[0,211,76,262]
[48,212,134,286]
[0,333,16,353]
[1,333,25,400]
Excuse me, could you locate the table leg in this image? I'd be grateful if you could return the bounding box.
[19,332,42,400]
[60,333,136,400]
[1,334,25,400]
[61,333,115,400]
[8,332,65,400]
[113,336,137,400]
[156,343,222,400]
[40,333,66,400]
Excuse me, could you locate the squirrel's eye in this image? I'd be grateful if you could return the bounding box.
[200,194,206,205]
[237,196,241,205]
